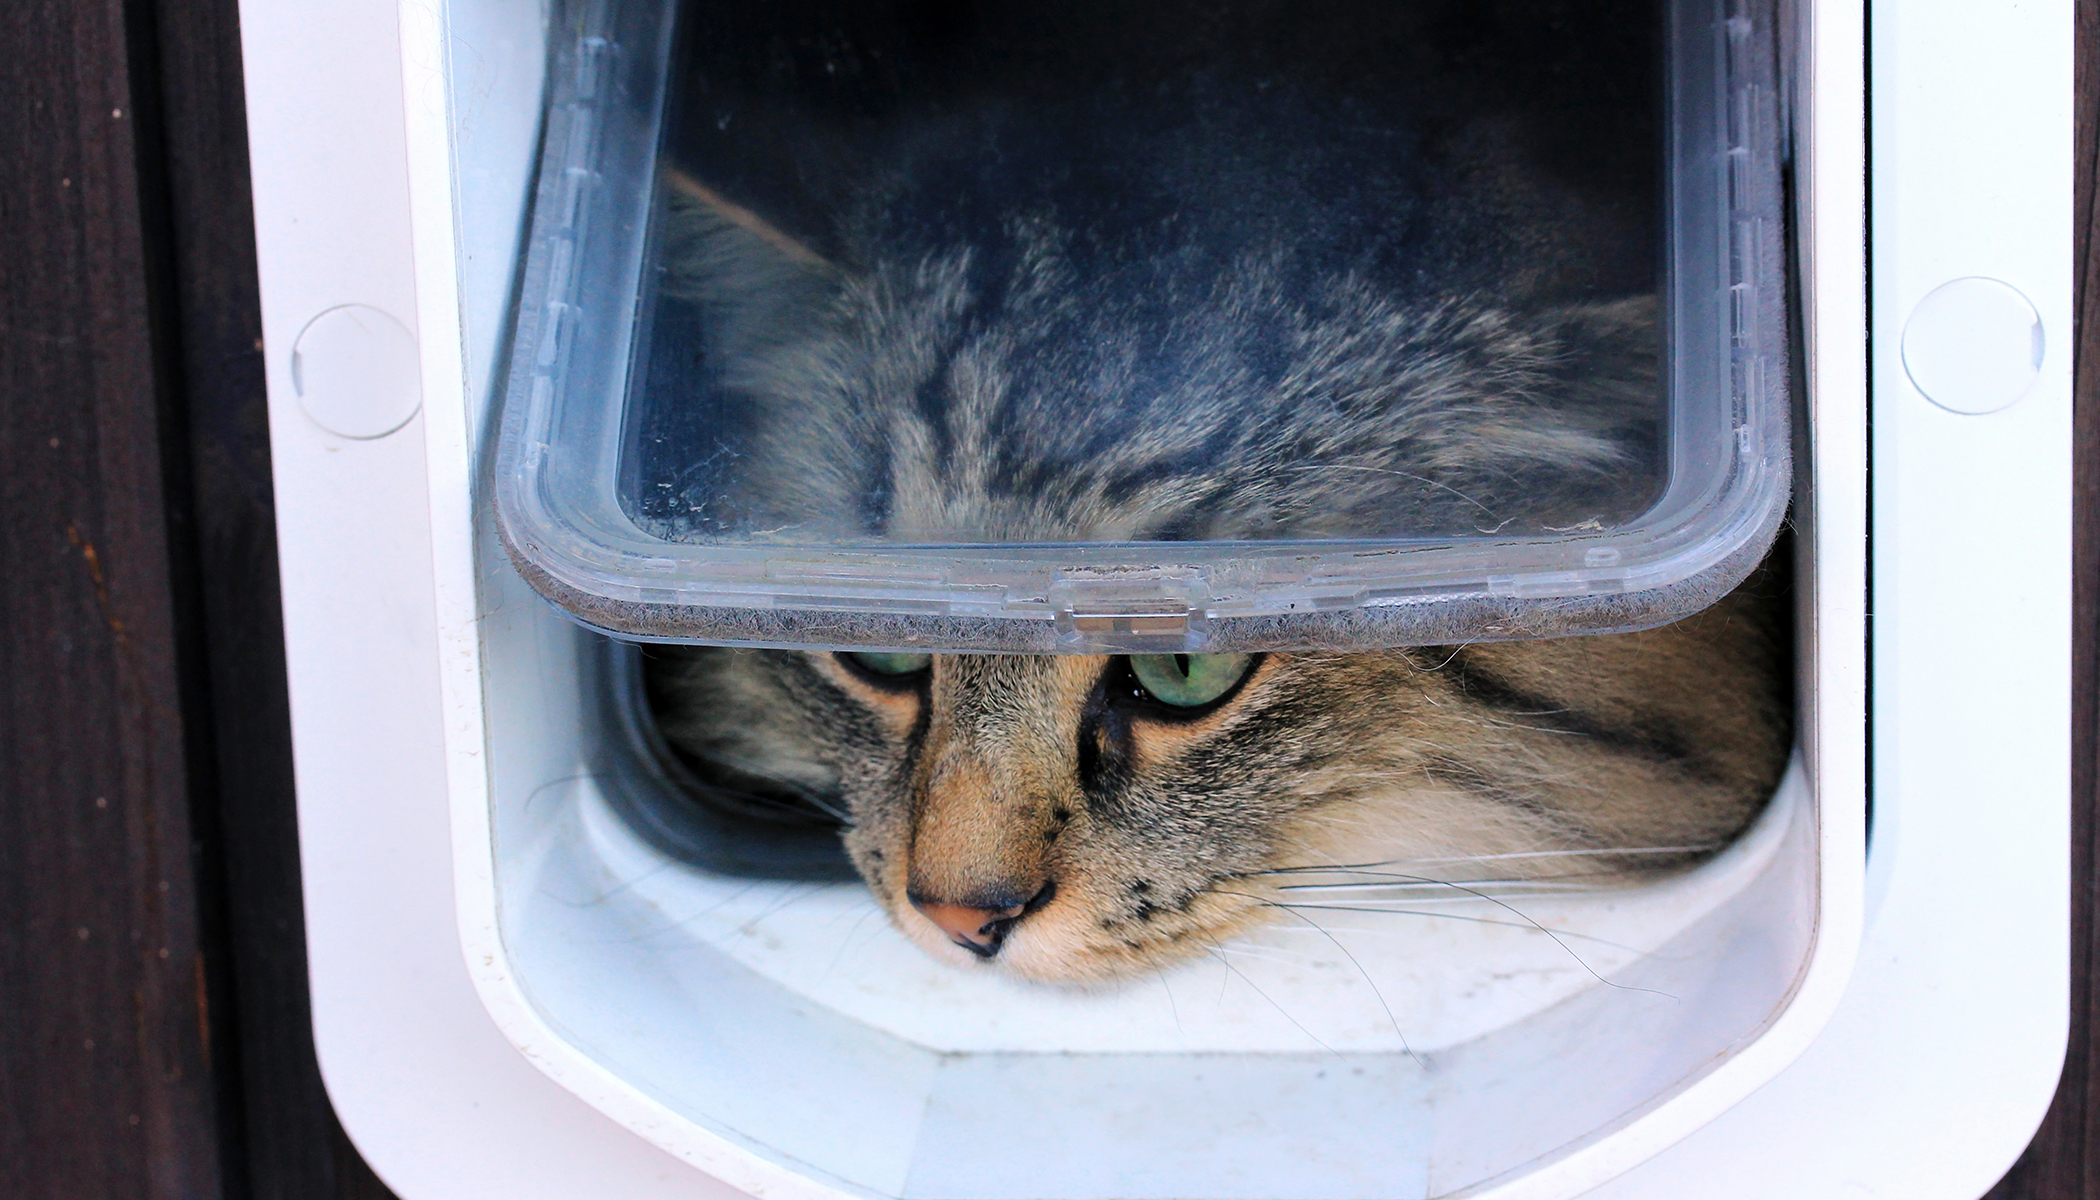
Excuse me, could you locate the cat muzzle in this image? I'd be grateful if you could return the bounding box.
[909,881,1057,958]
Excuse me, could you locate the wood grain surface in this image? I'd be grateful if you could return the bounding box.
[0,2,2088,1198]
[0,0,233,1196]
[1,0,395,1196]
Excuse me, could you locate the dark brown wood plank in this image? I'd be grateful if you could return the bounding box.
[0,0,400,1196]
[0,1,234,1197]
[1981,0,2098,1194]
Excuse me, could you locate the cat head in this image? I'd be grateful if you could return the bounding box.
[638,167,1782,984]
[648,174,1667,546]
[646,589,1787,984]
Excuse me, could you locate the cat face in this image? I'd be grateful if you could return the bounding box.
[630,0,1785,985]
[827,649,1307,981]
[647,587,1789,984]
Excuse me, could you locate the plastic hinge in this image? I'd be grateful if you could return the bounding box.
[1047,566,1212,649]
[576,36,612,100]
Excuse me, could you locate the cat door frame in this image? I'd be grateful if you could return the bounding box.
[235,0,2070,1196]
[454,2,1855,1197]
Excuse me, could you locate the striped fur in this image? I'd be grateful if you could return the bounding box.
[657,185,1664,543]
[647,575,1789,983]
[640,0,1787,983]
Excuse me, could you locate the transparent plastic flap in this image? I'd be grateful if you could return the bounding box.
[495,0,1790,652]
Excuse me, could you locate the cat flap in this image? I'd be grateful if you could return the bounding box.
[494,0,1790,653]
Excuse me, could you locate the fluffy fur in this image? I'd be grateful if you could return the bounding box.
[638,0,1788,984]
[657,183,1664,543]
[648,584,1789,983]
[631,0,1672,542]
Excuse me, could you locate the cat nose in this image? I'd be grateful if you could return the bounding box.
[913,900,1024,956]
[909,882,1055,958]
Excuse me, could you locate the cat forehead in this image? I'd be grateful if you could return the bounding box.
[930,654,1104,694]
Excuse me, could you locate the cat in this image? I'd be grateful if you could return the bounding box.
[645,588,1789,984]
[636,0,1790,984]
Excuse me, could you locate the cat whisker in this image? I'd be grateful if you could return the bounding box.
[738,880,829,932]
[819,899,888,985]
[682,751,856,825]
[1152,965,1184,1037]
[1215,889,1421,1067]
[1253,902,1658,955]
[540,857,682,910]
[622,877,770,942]
[1223,866,1666,988]
[1276,867,1642,884]
[773,785,853,824]
[737,785,856,826]
[1408,845,1726,863]
[1206,941,1313,968]
[1201,939,1346,1060]
[520,769,613,814]
[1337,873,1672,997]
[1283,463,1497,518]
[1402,643,1476,674]
[1274,876,1623,894]
[1272,863,1687,890]
[751,789,853,823]
[715,792,854,825]
[1243,843,1724,878]
[1475,718,1591,736]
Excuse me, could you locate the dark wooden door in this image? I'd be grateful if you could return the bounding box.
[1,0,394,1195]
[0,1,2090,1197]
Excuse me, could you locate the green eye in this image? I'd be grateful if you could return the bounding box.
[1128,653,1254,709]
[846,651,932,676]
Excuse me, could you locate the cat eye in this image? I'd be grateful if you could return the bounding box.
[843,651,932,677]
[1127,653,1254,709]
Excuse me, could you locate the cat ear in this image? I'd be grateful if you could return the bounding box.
[663,168,831,273]
[657,169,841,357]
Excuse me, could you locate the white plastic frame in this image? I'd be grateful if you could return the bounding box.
[235,0,2066,1196]
[431,3,1859,1196]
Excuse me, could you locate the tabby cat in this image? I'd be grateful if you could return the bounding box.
[640,0,1790,984]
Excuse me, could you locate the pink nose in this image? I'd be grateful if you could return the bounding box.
[912,900,1024,955]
